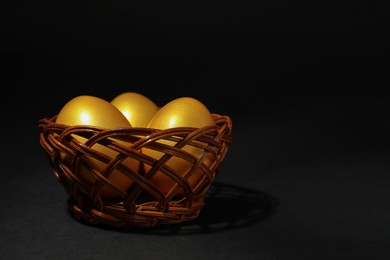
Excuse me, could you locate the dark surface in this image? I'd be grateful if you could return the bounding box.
[1,2,390,259]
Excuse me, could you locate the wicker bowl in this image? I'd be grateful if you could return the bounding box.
[38,113,232,229]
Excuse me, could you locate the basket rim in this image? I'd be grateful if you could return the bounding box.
[38,113,233,133]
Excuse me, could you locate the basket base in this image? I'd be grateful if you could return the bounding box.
[66,195,205,229]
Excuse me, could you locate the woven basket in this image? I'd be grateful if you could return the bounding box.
[38,113,232,228]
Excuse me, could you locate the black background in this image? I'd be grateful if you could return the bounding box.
[1,1,390,259]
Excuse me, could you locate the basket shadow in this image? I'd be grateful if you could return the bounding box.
[77,181,278,235]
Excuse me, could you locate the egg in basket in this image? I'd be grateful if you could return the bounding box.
[38,92,232,228]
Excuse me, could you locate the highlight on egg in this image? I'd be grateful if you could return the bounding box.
[142,96,217,196]
[55,95,139,198]
[110,92,159,128]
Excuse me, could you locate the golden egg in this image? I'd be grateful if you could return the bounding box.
[142,97,216,196]
[110,92,159,127]
[55,95,139,198]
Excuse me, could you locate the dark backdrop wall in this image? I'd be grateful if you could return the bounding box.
[2,1,389,171]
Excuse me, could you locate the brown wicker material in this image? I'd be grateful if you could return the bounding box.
[38,113,232,228]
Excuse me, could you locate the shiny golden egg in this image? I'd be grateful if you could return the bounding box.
[143,97,216,196]
[55,95,139,198]
[110,92,159,127]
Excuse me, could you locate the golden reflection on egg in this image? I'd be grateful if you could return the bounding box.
[143,97,216,196]
[111,92,159,127]
[55,95,139,198]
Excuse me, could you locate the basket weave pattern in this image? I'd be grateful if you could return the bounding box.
[38,113,232,228]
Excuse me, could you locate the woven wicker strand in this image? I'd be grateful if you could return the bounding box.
[38,113,232,228]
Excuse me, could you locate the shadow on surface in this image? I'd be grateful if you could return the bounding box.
[77,181,278,235]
